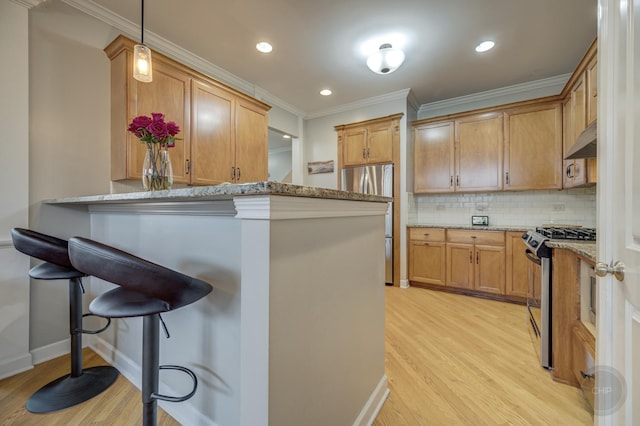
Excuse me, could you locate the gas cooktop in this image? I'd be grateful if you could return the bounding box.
[535,226,596,241]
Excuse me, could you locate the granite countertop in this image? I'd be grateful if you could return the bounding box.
[546,240,596,262]
[407,224,532,232]
[45,182,392,205]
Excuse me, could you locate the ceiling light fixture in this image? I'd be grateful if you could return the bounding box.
[320,89,332,96]
[366,43,405,75]
[475,41,495,53]
[256,42,273,53]
[133,0,152,82]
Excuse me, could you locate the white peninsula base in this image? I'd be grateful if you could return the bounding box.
[41,184,389,426]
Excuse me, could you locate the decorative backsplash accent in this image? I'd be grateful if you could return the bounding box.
[409,187,596,228]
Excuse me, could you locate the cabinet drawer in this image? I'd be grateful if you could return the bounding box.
[409,228,445,242]
[572,325,595,411]
[446,229,504,246]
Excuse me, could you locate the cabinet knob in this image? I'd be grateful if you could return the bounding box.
[580,370,595,380]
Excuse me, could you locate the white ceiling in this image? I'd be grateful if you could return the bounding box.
[86,0,597,116]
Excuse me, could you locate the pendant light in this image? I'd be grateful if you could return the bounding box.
[133,0,152,82]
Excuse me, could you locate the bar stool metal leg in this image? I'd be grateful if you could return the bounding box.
[25,277,119,414]
[142,314,160,426]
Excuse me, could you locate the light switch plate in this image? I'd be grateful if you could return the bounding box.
[472,215,489,226]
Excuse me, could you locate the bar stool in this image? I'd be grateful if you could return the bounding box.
[67,236,213,426]
[10,228,119,413]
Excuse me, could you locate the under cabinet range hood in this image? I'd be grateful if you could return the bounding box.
[565,121,597,159]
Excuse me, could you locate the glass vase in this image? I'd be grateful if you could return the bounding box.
[142,144,173,191]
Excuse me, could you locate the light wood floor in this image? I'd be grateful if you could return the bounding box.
[374,287,593,425]
[0,287,593,425]
[0,349,179,425]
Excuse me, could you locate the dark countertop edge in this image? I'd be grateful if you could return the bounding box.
[407,224,532,232]
[546,241,597,262]
[44,182,392,205]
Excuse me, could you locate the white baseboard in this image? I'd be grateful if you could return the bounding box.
[92,337,217,426]
[400,279,410,289]
[30,338,71,365]
[353,375,390,426]
[0,353,33,380]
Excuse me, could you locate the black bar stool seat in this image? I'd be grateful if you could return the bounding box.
[68,236,213,426]
[10,228,119,414]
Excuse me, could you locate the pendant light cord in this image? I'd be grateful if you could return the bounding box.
[141,0,144,45]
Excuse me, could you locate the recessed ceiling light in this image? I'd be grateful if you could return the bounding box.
[475,41,495,53]
[256,42,273,53]
[283,135,291,139]
[320,89,332,96]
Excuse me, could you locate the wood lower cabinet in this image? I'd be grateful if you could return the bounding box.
[105,35,270,185]
[446,230,505,294]
[505,231,529,299]
[572,324,596,411]
[408,228,446,286]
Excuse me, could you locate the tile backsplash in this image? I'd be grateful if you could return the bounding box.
[409,187,596,228]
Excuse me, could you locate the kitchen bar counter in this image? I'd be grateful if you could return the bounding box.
[47,181,391,205]
[39,183,390,426]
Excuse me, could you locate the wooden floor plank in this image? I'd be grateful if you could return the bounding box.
[0,287,593,425]
[374,287,593,426]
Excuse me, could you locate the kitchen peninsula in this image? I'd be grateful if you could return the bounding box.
[38,182,390,426]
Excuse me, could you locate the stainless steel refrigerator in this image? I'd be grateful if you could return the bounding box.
[341,164,393,285]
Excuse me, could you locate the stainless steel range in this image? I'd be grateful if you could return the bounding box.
[521,226,596,369]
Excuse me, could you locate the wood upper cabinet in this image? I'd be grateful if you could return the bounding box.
[504,103,563,191]
[563,41,597,189]
[413,114,502,194]
[190,79,234,185]
[446,230,505,294]
[587,56,597,126]
[105,35,270,185]
[505,231,529,299]
[235,98,268,183]
[408,228,446,286]
[413,122,455,193]
[455,113,503,192]
[339,118,395,167]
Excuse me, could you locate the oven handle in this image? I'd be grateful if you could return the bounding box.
[525,249,542,265]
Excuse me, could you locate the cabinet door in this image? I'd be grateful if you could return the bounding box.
[587,57,597,126]
[505,232,528,298]
[343,127,368,166]
[191,79,235,185]
[129,59,190,182]
[409,241,446,286]
[413,122,455,193]
[367,123,393,164]
[474,245,506,294]
[447,243,474,289]
[235,98,268,183]
[564,76,588,188]
[504,104,562,190]
[455,114,503,192]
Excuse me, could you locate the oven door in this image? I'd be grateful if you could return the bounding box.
[524,248,552,369]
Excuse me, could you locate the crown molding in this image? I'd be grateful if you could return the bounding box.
[61,0,304,118]
[10,0,46,8]
[418,73,571,116]
[406,89,420,112]
[306,88,411,120]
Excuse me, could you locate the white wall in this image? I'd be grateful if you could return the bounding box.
[409,187,597,228]
[303,94,408,189]
[27,2,114,351]
[0,0,32,379]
